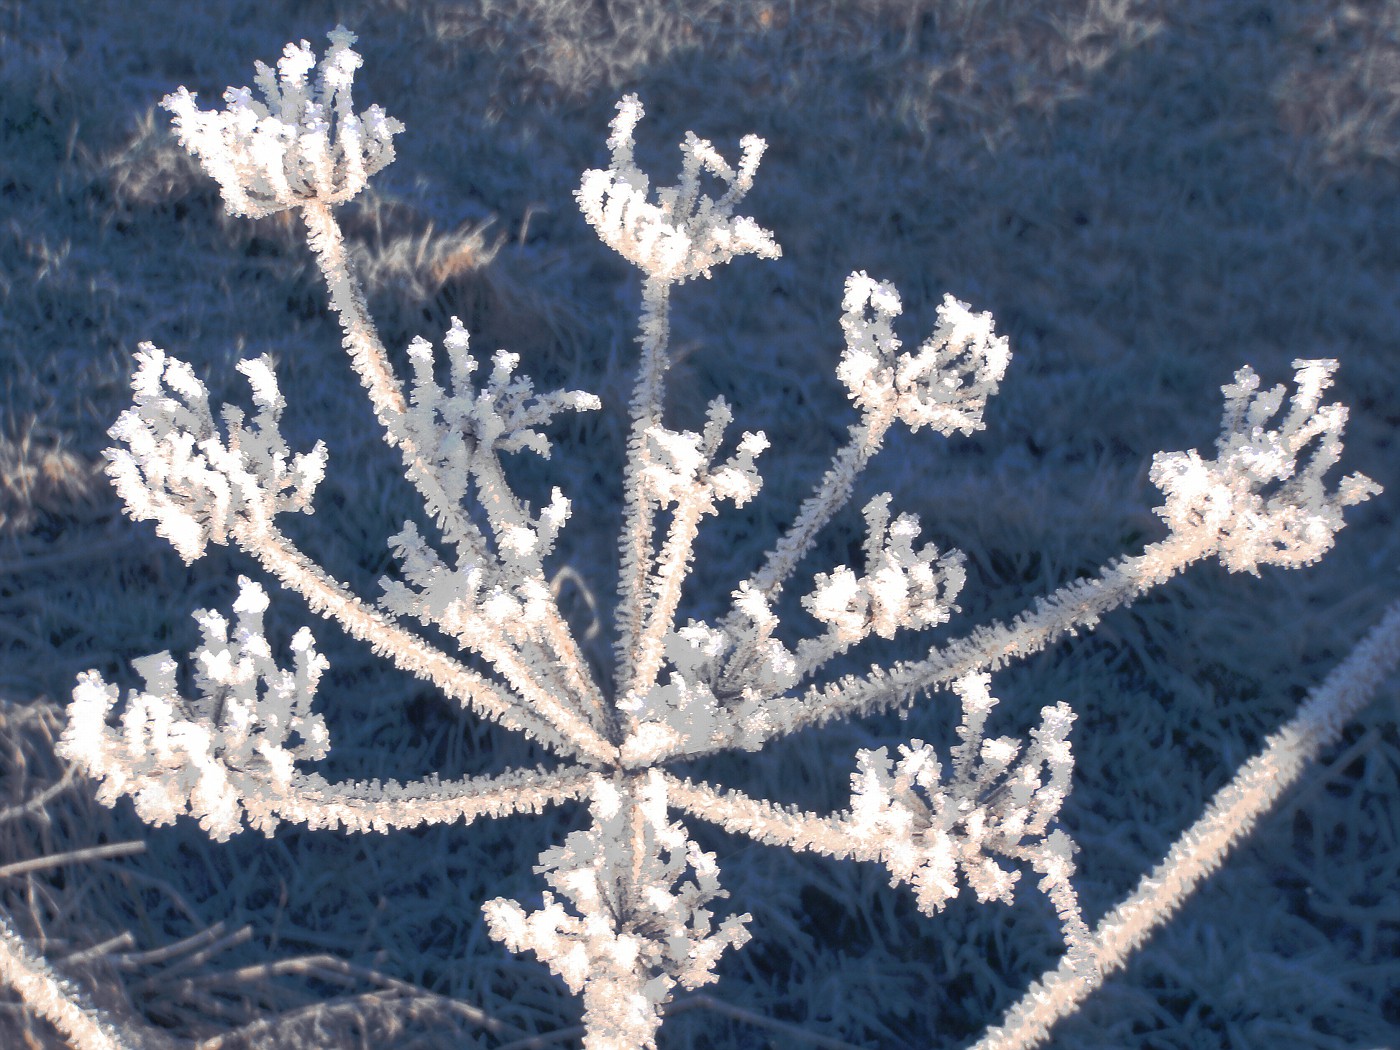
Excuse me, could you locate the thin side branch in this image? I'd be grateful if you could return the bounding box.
[301,200,605,733]
[263,765,595,834]
[615,278,674,694]
[708,529,1207,757]
[249,516,617,763]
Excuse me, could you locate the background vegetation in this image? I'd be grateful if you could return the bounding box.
[1,0,1396,1046]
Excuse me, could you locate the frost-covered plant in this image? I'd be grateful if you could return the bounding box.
[56,28,1390,1050]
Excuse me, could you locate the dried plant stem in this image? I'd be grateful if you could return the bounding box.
[247,516,616,763]
[616,277,674,696]
[0,840,144,879]
[302,200,607,738]
[0,912,130,1050]
[972,597,1400,1050]
[715,526,1218,756]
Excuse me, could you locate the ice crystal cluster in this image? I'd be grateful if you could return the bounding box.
[57,29,1383,1050]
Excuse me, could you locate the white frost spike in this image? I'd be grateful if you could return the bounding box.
[642,426,706,506]
[576,94,781,284]
[1150,358,1380,573]
[641,407,767,511]
[161,26,403,217]
[709,430,769,507]
[839,273,1010,435]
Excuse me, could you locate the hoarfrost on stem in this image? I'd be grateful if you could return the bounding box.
[54,26,1388,1050]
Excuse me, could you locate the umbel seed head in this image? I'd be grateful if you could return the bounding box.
[576,94,781,285]
[161,25,404,218]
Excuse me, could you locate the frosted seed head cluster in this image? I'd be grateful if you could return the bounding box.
[56,27,1382,1050]
[576,94,781,285]
[161,26,403,218]
[838,273,1011,436]
[104,344,327,564]
[67,577,329,841]
[1150,358,1381,574]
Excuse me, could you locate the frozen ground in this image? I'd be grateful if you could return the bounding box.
[0,1,1397,1046]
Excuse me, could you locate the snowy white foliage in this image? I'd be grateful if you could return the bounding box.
[55,28,1386,1050]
